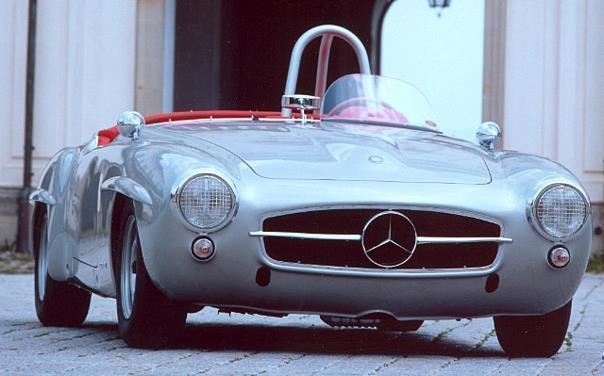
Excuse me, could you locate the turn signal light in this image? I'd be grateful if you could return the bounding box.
[548,246,570,268]
[192,237,215,261]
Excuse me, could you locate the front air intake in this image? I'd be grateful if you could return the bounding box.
[261,209,501,270]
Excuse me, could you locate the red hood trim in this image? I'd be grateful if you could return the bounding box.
[145,110,283,124]
[97,110,317,146]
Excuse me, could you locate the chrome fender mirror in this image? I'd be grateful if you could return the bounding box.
[281,94,320,124]
[476,121,501,151]
[117,111,145,140]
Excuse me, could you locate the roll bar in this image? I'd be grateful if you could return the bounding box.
[281,25,372,116]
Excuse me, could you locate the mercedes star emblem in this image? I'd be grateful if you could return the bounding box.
[361,211,417,268]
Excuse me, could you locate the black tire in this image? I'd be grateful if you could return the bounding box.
[114,202,187,348]
[34,207,91,327]
[494,300,572,358]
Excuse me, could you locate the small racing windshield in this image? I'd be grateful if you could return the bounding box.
[321,74,437,129]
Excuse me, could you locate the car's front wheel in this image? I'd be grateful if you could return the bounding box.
[494,300,571,358]
[114,202,187,348]
[34,207,91,327]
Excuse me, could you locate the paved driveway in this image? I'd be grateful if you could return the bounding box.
[1,274,603,375]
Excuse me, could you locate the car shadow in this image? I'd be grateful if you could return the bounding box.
[9,318,504,357]
[171,322,505,358]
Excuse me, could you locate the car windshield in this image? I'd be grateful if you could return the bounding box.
[321,74,437,130]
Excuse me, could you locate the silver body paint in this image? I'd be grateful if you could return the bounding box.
[30,119,592,320]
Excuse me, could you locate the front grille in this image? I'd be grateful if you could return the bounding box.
[262,209,501,270]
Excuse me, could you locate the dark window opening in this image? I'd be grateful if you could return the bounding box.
[173,0,392,111]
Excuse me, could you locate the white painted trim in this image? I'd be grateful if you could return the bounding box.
[162,0,175,113]
[0,0,28,186]
[503,0,603,203]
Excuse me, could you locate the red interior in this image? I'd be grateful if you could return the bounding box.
[333,106,409,124]
[96,110,320,147]
[97,126,120,147]
[145,110,284,124]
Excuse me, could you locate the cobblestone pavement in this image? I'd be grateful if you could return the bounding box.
[1,274,603,375]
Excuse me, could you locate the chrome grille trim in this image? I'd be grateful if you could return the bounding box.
[249,231,361,241]
[249,231,512,244]
[416,236,512,244]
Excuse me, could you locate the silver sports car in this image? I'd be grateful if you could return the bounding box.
[30,25,592,357]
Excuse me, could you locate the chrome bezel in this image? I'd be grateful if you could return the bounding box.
[191,236,216,262]
[170,172,237,233]
[547,246,571,269]
[527,183,590,242]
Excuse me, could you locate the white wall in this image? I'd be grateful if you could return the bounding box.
[0,0,137,188]
[382,0,603,204]
[504,0,604,203]
[381,0,485,142]
[0,0,29,188]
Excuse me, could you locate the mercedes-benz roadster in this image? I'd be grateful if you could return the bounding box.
[30,25,592,357]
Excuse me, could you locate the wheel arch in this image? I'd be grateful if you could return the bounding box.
[110,193,131,278]
[105,173,159,297]
[109,193,165,301]
[31,203,47,258]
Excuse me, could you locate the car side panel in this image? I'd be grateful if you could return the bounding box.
[37,148,81,283]
[69,147,126,296]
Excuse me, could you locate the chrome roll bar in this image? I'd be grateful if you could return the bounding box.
[281,25,372,116]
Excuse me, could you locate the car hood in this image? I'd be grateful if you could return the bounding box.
[156,122,491,184]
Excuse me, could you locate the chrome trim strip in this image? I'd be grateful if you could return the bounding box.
[29,189,56,206]
[416,236,513,244]
[249,231,512,244]
[249,231,361,241]
[101,176,153,205]
[261,255,503,279]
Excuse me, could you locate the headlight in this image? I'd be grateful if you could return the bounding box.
[175,174,235,231]
[531,184,588,240]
